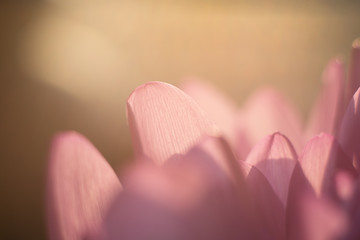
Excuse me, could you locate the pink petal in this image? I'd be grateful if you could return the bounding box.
[181,134,286,239]
[181,79,253,160]
[99,142,257,240]
[299,133,344,196]
[299,195,348,240]
[286,163,315,240]
[286,167,349,240]
[246,132,297,205]
[177,136,272,239]
[181,79,238,144]
[241,161,286,240]
[98,180,191,240]
[176,137,286,240]
[121,161,205,213]
[234,112,253,160]
[189,137,281,239]
[47,132,122,240]
[127,81,216,165]
[120,137,243,213]
[345,178,360,239]
[190,135,246,187]
[338,87,360,171]
[335,171,355,203]
[306,59,345,139]
[242,88,304,152]
[345,38,360,106]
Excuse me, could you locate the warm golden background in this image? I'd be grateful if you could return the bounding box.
[1,0,359,239]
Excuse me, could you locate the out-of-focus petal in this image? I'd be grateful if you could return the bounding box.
[306,59,345,139]
[241,161,286,240]
[335,171,355,203]
[98,179,190,240]
[165,138,261,239]
[338,87,360,171]
[286,166,349,240]
[345,38,360,106]
[345,178,360,239]
[126,81,217,165]
[99,143,257,240]
[242,88,304,152]
[235,112,253,160]
[47,132,122,240]
[299,133,344,196]
[121,136,243,212]
[179,137,268,239]
[299,195,348,240]
[192,136,246,187]
[246,132,297,206]
[181,79,239,146]
[286,163,314,240]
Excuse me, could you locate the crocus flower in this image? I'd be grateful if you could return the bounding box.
[47,39,360,240]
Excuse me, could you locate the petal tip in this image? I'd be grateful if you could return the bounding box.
[52,130,83,142]
[271,131,290,144]
[127,81,175,106]
[50,131,88,153]
[353,86,360,100]
[126,81,216,165]
[352,37,360,49]
[315,132,334,140]
[271,132,297,156]
[271,131,285,139]
[327,57,344,72]
[334,57,344,64]
[300,132,334,156]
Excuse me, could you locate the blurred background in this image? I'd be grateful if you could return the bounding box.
[0,0,359,239]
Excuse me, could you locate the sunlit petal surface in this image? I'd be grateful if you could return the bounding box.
[127,81,217,165]
[246,132,297,206]
[47,132,122,240]
[299,133,348,196]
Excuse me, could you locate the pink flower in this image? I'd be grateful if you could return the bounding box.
[47,39,360,240]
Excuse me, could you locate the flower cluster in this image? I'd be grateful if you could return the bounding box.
[47,39,360,240]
